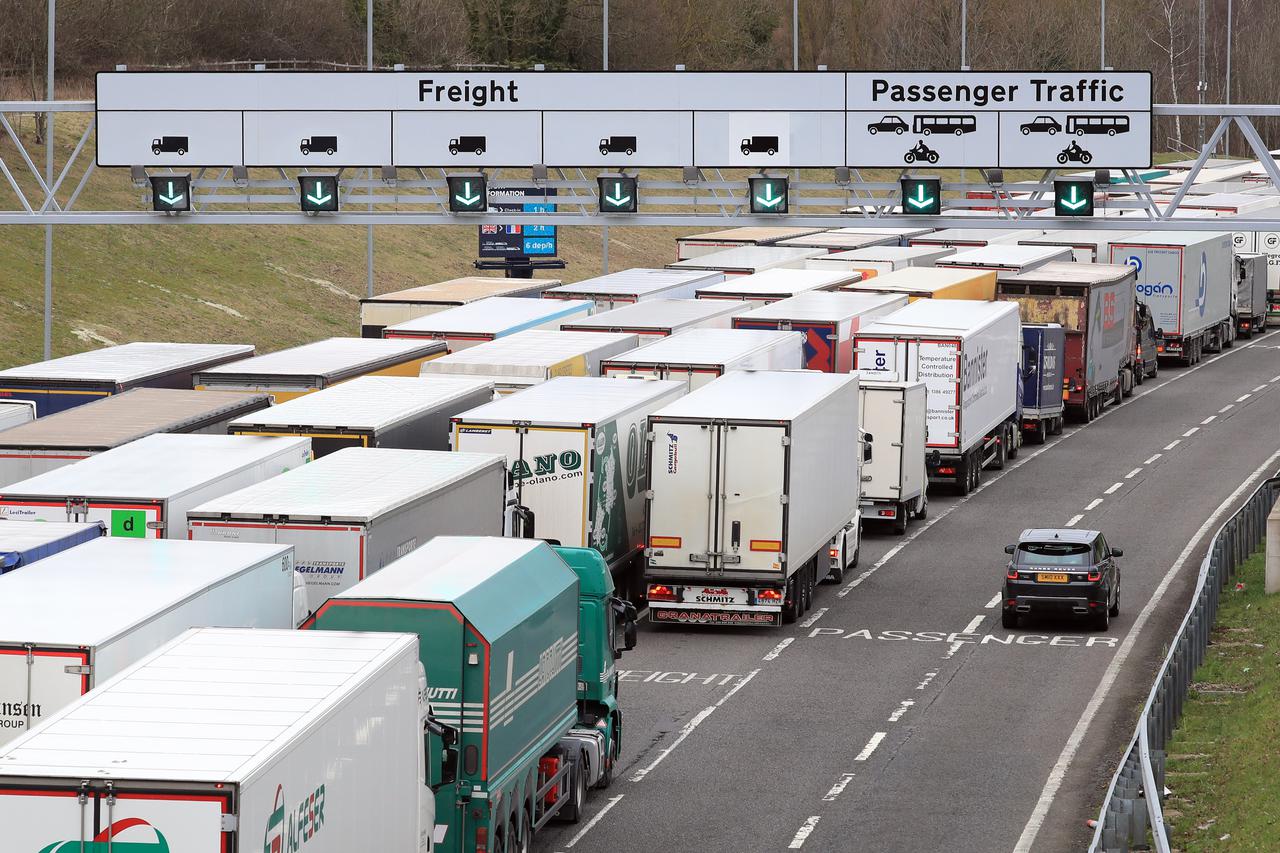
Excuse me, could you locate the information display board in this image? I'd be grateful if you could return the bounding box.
[478,187,558,258]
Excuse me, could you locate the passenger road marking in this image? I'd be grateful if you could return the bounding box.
[798,607,828,629]
[962,615,985,634]
[808,628,1119,649]
[822,773,856,802]
[629,669,760,783]
[762,637,794,661]
[1084,498,1103,511]
[855,732,886,761]
[1105,482,1123,494]
[787,816,821,849]
[561,794,624,849]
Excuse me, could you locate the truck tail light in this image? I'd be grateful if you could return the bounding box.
[475,825,488,853]
[647,584,677,602]
[756,588,784,603]
[1137,345,1142,357]
[1087,570,1102,582]
[938,466,956,475]
[877,508,896,518]
[1243,321,1251,329]
[828,547,839,558]
[1156,345,1165,353]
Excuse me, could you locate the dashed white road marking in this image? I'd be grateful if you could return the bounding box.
[1013,444,1280,853]
[1200,415,1216,425]
[629,669,760,782]
[1084,498,1103,511]
[916,671,937,690]
[788,816,821,849]
[1271,374,1280,383]
[763,638,794,661]
[798,607,828,629]
[984,592,1002,609]
[1237,393,1252,402]
[962,615,985,634]
[887,700,915,723]
[1219,404,1234,413]
[854,732,886,762]
[1183,427,1199,437]
[1164,439,1182,450]
[1104,482,1123,494]
[561,794,625,849]
[1065,514,1084,527]
[943,640,965,659]
[1144,453,1162,464]
[1125,468,1142,479]
[822,773,856,802]
[1252,384,1267,392]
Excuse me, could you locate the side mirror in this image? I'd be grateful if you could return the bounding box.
[512,505,535,540]
[438,747,459,788]
[1111,547,1124,557]
[862,431,874,463]
[1003,544,1016,555]
[624,601,638,651]
[611,598,639,657]
[424,716,459,790]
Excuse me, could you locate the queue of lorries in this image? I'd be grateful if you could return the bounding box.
[0,220,1274,852]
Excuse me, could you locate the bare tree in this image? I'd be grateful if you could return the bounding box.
[1148,0,1192,149]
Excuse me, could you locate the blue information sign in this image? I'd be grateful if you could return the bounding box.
[479,188,558,258]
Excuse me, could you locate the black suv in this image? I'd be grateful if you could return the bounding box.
[1002,529,1121,630]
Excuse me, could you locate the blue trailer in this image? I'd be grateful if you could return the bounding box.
[1020,324,1066,444]
[0,520,104,572]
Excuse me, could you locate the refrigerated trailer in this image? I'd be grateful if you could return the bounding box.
[774,231,901,252]
[998,262,1138,422]
[193,337,447,402]
[695,268,859,303]
[853,300,1022,494]
[226,375,493,455]
[600,328,803,389]
[1108,232,1235,364]
[384,297,594,349]
[0,401,34,432]
[0,342,254,416]
[908,228,1040,249]
[559,298,751,343]
[731,291,908,372]
[0,388,271,486]
[1019,229,1142,263]
[0,520,102,572]
[0,628,435,853]
[1018,324,1067,443]
[805,245,956,280]
[857,378,927,535]
[542,268,724,309]
[419,330,638,395]
[666,245,825,277]
[839,266,998,302]
[1233,252,1269,336]
[190,448,508,597]
[359,276,556,338]
[676,227,826,259]
[451,377,686,595]
[936,244,1074,280]
[0,433,311,539]
[0,539,299,746]
[645,371,863,625]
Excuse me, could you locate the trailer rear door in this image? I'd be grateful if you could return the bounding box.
[0,499,163,539]
[860,387,906,501]
[0,782,230,852]
[0,644,88,747]
[647,421,716,569]
[718,424,787,571]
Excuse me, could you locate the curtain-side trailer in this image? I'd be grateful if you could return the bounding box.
[731,291,908,372]
[560,299,751,343]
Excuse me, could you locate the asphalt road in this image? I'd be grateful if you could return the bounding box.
[538,328,1280,853]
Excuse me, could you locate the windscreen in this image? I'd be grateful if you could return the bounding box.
[1016,542,1091,566]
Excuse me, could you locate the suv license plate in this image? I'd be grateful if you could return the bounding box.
[1036,572,1070,583]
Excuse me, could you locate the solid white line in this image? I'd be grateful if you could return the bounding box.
[1065,514,1083,527]
[629,669,760,782]
[798,607,828,629]
[1125,468,1142,479]
[563,794,624,848]
[763,637,794,661]
[822,773,856,802]
[1164,439,1182,450]
[984,592,1003,609]
[963,615,985,634]
[1084,498,1103,511]
[1237,393,1252,402]
[855,732,887,762]
[1200,415,1216,425]
[1183,427,1199,437]
[1105,482,1124,494]
[787,816,821,849]
[1143,453,1162,465]
[1012,445,1280,853]
[1219,404,1234,413]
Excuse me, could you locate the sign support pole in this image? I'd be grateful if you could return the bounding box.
[365,0,375,298]
[43,0,55,359]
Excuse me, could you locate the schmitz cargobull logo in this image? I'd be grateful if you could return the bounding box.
[38,817,170,852]
[263,783,326,853]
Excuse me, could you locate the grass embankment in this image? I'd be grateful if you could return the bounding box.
[1164,548,1280,849]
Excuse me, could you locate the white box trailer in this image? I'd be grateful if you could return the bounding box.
[827,226,937,245]
[805,245,956,279]
[0,520,102,572]
[226,375,493,455]
[857,378,928,534]
[839,266,998,302]
[775,231,901,253]
[908,228,1041,249]
[852,300,1022,495]
[936,244,1074,280]
[383,296,594,349]
[0,538,299,746]
[0,628,432,853]
[644,371,863,626]
[1234,252,1269,336]
[666,245,825,276]
[451,377,686,593]
[1019,230,1143,263]
[0,388,272,486]
[0,401,34,432]
[731,291,908,372]
[0,433,311,539]
[695,268,859,303]
[419,329,638,395]
[359,276,556,337]
[190,447,508,597]
[676,227,826,259]
[1108,231,1235,364]
[600,328,804,390]
[559,298,751,343]
[542,268,725,309]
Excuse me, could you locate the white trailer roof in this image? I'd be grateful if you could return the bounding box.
[820,245,955,263]
[455,376,686,426]
[362,276,554,304]
[845,266,995,295]
[189,447,504,523]
[734,291,908,323]
[195,337,442,379]
[910,229,1039,245]
[826,227,936,239]
[0,434,310,500]
[227,375,492,432]
[0,342,253,383]
[1005,262,1134,287]
[857,299,1020,336]
[696,268,857,298]
[384,296,593,336]
[939,244,1072,268]
[543,268,723,298]
[1107,231,1234,249]
[650,370,857,422]
[666,245,824,271]
[420,330,637,378]
[603,328,800,367]
[0,538,290,647]
[678,227,824,243]
[1179,192,1274,211]
[1019,230,1142,249]
[774,232,899,251]
[0,627,416,782]
[0,520,101,552]
[559,299,749,332]
[334,536,545,602]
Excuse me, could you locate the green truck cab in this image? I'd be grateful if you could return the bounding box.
[303,536,636,853]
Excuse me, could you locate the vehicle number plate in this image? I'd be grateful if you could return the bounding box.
[1036,572,1070,583]
[683,587,749,605]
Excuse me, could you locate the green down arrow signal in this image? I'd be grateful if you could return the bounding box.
[1060,185,1089,211]
[755,183,784,209]
[906,184,935,210]
[306,181,332,206]
[604,181,632,208]
[454,180,481,207]
[158,180,185,206]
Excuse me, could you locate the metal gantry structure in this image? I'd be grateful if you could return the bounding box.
[2,101,1280,230]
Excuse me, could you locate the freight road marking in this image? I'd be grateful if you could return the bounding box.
[962,615,985,634]
[1200,415,1216,425]
[1084,498,1103,511]
[917,671,937,690]
[985,593,1002,609]
[1065,514,1083,527]
[1144,453,1162,464]
[787,816,821,849]
[629,669,760,782]
[1183,427,1200,437]
[1219,404,1234,413]
[1013,444,1280,853]
[855,732,886,761]
[1164,439,1182,450]
[798,607,828,629]
[763,637,794,661]
[808,628,1118,649]
[560,794,624,849]
[1125,468,1142,479]
[618,671,743,686]
[1105,482,1124,494]
[887,700,915,722]
[822,773,856,802]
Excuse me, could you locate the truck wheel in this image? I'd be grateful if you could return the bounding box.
[559,755,586,823]
[826,559,844,585]
[782,577,800,623]
[955,459,971,496]
[972,455,983,490]
[1122,369,1134,397]
[1032,421,1047,444]
[893,504,908,535]
[1051,416,1064,436]
[1112,381,1123,407]
[914,493,928,520]
[518,811,532,853]
[991,428,1007,470]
